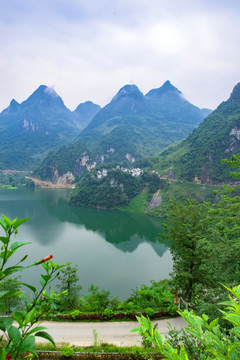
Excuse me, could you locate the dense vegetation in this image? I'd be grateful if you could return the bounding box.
[77,81,210,164]
[54,269,177,318]
[34,81,210,183]
[1,267,177,319]
[68,170,165,209]
[1,156,240,359]
[34,141,92,181]
[153,82,240,183]
[130,155,240,359]
[0,86,99,170]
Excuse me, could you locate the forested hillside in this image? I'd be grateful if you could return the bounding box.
[153,82,240,184]
[77,81,211,163]
[68,170,164,209]
[0,86,100,170]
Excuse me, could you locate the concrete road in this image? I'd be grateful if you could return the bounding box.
[36,317,187,347]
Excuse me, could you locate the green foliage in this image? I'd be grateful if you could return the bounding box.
[163,199,213,302]
[146,180,216,218]
[69,169,168,211]
[154,86,240,183]
[165,325,205,359]
[159,155,240,324]
[118,190,149,213]
[69,170,143,209]
[80,284,120,313]
[70,309,81,319]
[78,82,209,165]
[0,86,99,170]
[131,285,240,359]
[0,214,67,359]
[56,264,82,312]
[0,275,23,313]
[119,280,177,316]
[61,344,75,357]
[34,141,92,180]
[103,308,114,319]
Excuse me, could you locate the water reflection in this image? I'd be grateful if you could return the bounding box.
[0,188,172,299]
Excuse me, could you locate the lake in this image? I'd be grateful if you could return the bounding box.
[0,187,172,300]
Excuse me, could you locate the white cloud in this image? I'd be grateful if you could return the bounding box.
[0,0,239,111]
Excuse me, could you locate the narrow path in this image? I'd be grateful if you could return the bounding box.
[37,317,187,347]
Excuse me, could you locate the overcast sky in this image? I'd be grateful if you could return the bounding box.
[0,0,240,112]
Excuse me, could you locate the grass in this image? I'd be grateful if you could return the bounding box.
[0,184,18,190]
[116,190,149,213]
[125,180,221,218]
[35,342,160,355]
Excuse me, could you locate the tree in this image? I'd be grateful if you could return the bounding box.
[163,199,214,302]
[56,264,82,311]
[81,284,120,313]
[0,275,23,314]
[163,155,240,310]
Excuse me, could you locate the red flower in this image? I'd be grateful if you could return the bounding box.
[6,354,11,360]
[41,254,53,263]
[35,254,53,265]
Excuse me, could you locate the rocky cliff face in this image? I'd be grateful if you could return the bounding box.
[34,140,102,183]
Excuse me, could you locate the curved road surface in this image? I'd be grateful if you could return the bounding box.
[37,317,186,347]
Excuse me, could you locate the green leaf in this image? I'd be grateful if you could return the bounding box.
[11,217,31,229]
[129,327,141,333]
[0,317,13,331]
[35,331,55,346]
[22,283,37,293]
[40,274,51,283]
[10,241,31,252]
[8,325,21,342]
[155,330,163,349]
[0,219,7,231]
[18,335,37,356]
[3,265,24,276]
[25,309,36,324]
[0,347,6,360]
[11,313,24,328]
[0,291,8,298]
[26,326,47,336]
[0,237,9,245]
[1,214,10,226]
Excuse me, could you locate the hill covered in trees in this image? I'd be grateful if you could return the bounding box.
[0,85,100,170]
[152,82,240,184]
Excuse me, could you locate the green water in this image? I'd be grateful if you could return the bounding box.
[0,187,172,299]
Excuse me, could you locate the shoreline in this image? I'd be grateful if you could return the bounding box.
[26,177,75,189]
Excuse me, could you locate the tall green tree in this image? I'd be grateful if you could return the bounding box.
[164,155,240,305]
[163,199,214,302]
[56,264,82,311]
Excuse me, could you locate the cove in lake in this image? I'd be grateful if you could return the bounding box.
[0,187,172,300]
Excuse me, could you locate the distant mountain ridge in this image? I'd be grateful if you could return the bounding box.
[153,82,240,184]
[0,85,100,170]
[35,81,210,182]
[77,80,211,163]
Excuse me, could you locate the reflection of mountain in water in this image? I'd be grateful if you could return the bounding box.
[0,188,169,256]
[113,234,168,257]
